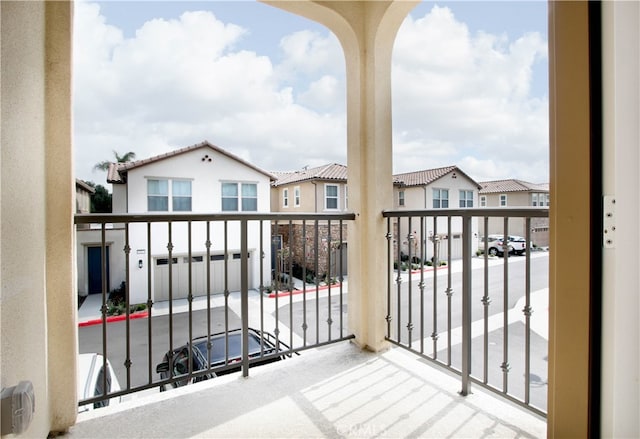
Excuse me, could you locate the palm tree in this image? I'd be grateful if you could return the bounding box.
[93,150,137,172]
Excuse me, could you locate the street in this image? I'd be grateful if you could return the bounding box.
[79,253,549,410]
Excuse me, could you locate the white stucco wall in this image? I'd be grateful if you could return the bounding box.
[601,2,640,436]
[394,174,480,259]
[110,146,272,304]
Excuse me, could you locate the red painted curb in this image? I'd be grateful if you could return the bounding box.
[268,283,343,299]
[78,311,149,327]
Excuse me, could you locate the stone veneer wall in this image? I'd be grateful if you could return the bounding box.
[273,223,348,279]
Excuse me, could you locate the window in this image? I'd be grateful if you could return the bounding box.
[500,194,508,207]
[399,190,405,206]
[283,188,289,207]
[172,180,191,211]
[294,186,300,207]
[325,184,339,210]
[222,182,258,212]
[242,183,258,211]
[93,366,112,409]
[533,192,549,206]
[480,195,487,207]
[148,179,168,211]
[433,189,449,208]
[459,190,473,207]
[148,179,191,212]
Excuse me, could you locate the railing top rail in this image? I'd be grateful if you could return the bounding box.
[74,212,357,225]
[382,207,549,218]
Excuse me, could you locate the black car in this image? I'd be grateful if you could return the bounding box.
[156,328,289,390]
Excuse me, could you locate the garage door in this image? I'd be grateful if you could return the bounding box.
[154,253,249,302]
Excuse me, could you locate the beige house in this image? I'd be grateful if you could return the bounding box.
[271,164,349,281]
[75,179,94,214]
[271,163,348,213]
[392,166,481,261]
[479,179,550,247]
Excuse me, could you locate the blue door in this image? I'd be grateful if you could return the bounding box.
[88,246,109,294]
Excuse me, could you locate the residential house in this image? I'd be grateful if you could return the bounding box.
[76,141,274,304]
[479,179,550,247]
[1,2,637,437]
[75,179,94,214]
[270,163,349,280]
[392,166,481,261]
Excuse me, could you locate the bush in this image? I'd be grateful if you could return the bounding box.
[104,281,146,316]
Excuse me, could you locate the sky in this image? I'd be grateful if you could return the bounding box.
[73,0,549,187]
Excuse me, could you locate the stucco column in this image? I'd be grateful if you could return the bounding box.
[45,0,77,431]
[263,1,418,351]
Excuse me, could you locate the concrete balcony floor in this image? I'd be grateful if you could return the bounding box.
[66,341,546,438]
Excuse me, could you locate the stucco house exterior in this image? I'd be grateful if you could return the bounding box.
[270,163,349,280]
[392,166,481,261]
[75,179,94,214]
[478,179,550,247]
[76,141,274,304]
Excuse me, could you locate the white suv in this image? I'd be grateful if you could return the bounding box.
[481,235,527,256]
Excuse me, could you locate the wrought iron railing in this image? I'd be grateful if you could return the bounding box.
[382,207,550,417]
[75,212,355,409]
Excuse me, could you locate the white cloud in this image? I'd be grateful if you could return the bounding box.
[73,1,347,183]
[73,1,548,186]
[392,5,549,182]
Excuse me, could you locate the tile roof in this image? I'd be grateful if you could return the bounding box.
[107,140,275,184]
[75,179,95,193]
[479,179,549,194]
[271,163,347,187]
[393,166,480,188]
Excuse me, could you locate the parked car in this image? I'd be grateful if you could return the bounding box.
[480,235,528,256]
[77,353,121,413]
[156,328,290,391]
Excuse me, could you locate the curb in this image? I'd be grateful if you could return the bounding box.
[78,311,149,327]
[269,283,343,299]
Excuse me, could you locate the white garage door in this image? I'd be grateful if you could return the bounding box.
[154,253,249,302]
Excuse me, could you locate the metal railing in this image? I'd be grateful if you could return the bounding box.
[382,207,549,416]
[75,212,355,409]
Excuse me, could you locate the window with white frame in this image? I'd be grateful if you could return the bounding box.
[283,188,289,207]
[533,192,549,206]
[294,186,300,207]
[459,190,473,207]
[148,179,168,211]
[480,195,487,207]
[172,180,192,211]
[222,182,258,212]
[325,184,339,210]
[399,190,405,206]
[147,178,192,212]
[500,194,508,206]
[432,188,449,208]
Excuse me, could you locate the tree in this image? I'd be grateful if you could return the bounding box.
[94,150,136,172]
[85,181,112,213]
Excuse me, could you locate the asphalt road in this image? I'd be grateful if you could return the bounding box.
[79,253,548,409]
[79,306,241,389]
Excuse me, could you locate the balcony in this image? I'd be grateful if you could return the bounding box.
[69,209,548,438]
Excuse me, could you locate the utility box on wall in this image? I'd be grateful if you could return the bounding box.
[1,381,35,435]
